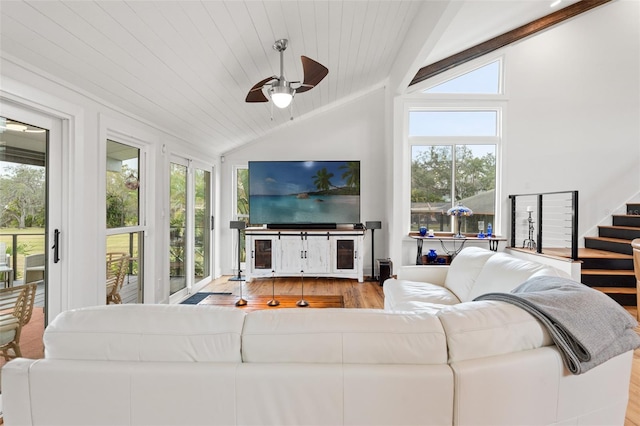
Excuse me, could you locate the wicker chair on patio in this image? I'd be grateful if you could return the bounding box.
[106,252,130,305]
[0,283,37,361]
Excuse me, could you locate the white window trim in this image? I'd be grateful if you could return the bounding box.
[100,118,155,305]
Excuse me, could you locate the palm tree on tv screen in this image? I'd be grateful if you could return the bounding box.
[339,161,360,191]
[312,167,334,192]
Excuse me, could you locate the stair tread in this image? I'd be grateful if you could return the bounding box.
[585,236,632,243]
[592,287,637,295]
[543,247,632,259]
[599,225,640,230]
[582,269,635,276]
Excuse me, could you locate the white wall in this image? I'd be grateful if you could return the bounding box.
[503,0,640,239]
[221,87,388,276]
[391,0,640,266]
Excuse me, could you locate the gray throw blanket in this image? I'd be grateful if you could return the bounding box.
[474,276,640,374]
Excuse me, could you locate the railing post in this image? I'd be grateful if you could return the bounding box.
[536,194,543,254]
[12,234,18,277]
[509,195,516,247]
[571,191,579,260]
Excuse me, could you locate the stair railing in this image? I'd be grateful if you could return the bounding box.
[509,190,579,260]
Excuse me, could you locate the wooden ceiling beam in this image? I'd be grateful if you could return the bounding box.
[409,0,613,87]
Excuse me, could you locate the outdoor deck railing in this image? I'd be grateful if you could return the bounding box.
[0,232,46,281]
[508,190,579,260]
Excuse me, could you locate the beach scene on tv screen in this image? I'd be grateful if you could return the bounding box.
[249,161,360,224]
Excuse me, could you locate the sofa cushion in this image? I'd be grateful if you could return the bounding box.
[444,247,496,301]
[384,278,460,311]
[44,304,246,362]
[467,253,564,301]
[390,300,453,314]
[242,308,448,365]
[436,300,553,363]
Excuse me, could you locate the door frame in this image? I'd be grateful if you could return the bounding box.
[0,101,65,324]
[190,160,214,293]
[168,156,215,304]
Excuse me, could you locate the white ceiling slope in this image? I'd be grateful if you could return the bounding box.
[0,0,576,156]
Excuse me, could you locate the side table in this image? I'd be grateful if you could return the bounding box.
[410,235,506,265]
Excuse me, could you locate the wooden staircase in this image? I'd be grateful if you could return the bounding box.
[580,203,640,306]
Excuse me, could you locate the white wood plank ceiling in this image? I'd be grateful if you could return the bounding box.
[0,1,576,155]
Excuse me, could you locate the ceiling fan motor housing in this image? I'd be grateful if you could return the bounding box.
[245,38,328,110]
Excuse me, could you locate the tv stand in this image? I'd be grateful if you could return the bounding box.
[245,228,365,282]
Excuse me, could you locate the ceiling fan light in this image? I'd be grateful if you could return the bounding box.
[270,86,294,109]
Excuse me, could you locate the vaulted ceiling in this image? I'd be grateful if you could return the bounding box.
[0,0,582,155]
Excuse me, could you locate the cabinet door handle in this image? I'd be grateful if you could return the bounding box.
[354,250,357,259]
[301,250,304,259]
[304,250,307,258]
[251,250,254,259]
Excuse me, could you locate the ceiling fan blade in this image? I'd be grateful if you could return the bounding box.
[245,76,277,102]
[296,56,328,94]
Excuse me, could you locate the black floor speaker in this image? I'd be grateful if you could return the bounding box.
[377,259,392,286]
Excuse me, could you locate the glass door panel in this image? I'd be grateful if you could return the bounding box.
[0,111,59,369]
[106,231,143,303]
[193,168,210,284]
[336,239,355,270]
[254,239,273,269]
[169,162,187,295]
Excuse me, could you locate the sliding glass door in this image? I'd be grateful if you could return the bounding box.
[0,105,63,324]
[169,158,213,301]
[194,167,211,284]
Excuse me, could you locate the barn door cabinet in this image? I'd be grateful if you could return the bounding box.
[245,228,364,282]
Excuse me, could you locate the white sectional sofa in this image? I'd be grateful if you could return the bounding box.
[2,247,637,425]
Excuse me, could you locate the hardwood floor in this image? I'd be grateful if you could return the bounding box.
[204,276,640,426]
[201,276,385,309]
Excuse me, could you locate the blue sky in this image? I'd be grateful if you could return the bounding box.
[249,161,354,196]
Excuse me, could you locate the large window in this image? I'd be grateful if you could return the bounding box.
[106,139,144,304]
[411,143,496,234]
[409,59,502,235]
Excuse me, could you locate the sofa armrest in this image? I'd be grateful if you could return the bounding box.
[1,358,37,425]
[396,265,449,286]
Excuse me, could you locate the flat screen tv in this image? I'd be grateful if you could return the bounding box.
[249,160,361,227]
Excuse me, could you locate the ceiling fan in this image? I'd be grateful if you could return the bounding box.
[245,39,328,114]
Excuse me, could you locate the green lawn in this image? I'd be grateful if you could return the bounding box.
[1,227,140,280]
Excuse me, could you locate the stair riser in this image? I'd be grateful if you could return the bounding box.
[604,293,636,307]
[613,215,640,227]
[581,275,636,287]
[584,238,632,255]
[627,203,640,215]
[599,227,640,240]
[580,258,634,270]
